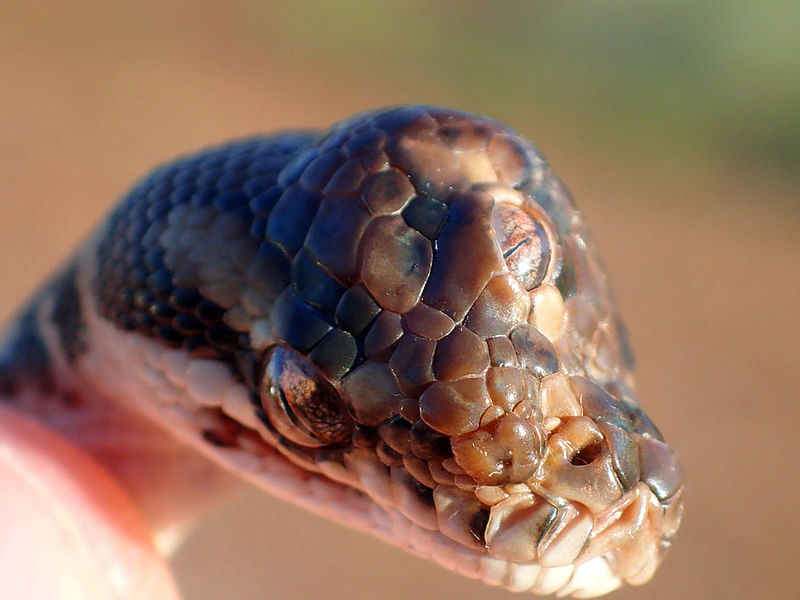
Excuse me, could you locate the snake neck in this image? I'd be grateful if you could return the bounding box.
[0,265,241,553]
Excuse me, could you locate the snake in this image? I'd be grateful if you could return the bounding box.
[0,105,683,597]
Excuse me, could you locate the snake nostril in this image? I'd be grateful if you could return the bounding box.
[571,441,604,466]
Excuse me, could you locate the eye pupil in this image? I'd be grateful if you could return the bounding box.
[261,346,352,447]
[502,237,528,259]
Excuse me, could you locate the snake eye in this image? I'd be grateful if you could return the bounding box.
[260,346,352,447]
[491,203,550,291]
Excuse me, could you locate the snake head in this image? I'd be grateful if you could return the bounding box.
[89,105,683,596]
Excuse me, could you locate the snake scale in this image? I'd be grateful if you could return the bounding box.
[0,106,683,597]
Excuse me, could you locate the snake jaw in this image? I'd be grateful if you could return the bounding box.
[0,105,683,597]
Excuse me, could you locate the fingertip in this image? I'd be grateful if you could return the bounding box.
[0,404,182,600]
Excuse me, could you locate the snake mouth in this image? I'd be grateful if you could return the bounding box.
[192,388,683,597]
[192,373,684,596]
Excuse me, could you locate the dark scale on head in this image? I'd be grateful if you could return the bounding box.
[0,305,53,395]
[93,134,318,367]
[0,263,87,396]
[50,264,87,361]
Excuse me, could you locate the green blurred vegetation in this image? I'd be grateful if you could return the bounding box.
[240,0,799,179]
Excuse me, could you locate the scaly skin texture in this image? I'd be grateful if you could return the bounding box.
[0,106,683,597]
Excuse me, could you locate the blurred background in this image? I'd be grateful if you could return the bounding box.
[1,2,797,599]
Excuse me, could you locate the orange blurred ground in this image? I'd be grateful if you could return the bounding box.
[1,4,798,600]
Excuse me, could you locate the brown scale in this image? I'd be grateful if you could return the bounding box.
[363,310,403,361]
[451,413,545,486]
[304,195,372,284]
[432,325,490,382]
[339,361,401,427]
[486,366,537,413]
[419,378,492,436]
[389,334,436,396]
[421,191,507,322]
[362,169,416,215]
[402,303,455,340]
[464,274,531,338]
[360,216,432,313]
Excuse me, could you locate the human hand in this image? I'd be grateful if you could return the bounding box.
[0,404,181,600]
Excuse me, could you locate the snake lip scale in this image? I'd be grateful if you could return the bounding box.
[0,105,683,597]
